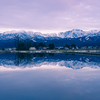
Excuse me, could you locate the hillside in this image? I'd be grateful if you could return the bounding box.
[0,29,100,48]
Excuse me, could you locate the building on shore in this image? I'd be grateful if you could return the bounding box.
[64,47,69,49]
[29,47,36,50]
[43,47,49,50]
[5,48,12,51]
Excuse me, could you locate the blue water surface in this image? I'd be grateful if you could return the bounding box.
[0,53,100,100]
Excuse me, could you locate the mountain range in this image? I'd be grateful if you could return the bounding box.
[0,29,100,48]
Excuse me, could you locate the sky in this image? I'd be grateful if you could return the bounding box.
[0,0,100,33]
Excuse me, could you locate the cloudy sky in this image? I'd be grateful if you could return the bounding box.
[0,0,100,33]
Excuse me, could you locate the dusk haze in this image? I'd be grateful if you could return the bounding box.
[0,0,100,100]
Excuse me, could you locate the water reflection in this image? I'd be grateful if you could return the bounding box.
[0,53,100,100]
[0,53,100,69]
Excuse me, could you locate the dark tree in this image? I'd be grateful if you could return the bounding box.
[26,39,32,50]
[33,42,37,47]
[49,43,55,49]
[43,43,47,47]
[38,42,47,47]
[33,42,39,50]
[71,44,76,48]
[14,34,20,50]
[14,35,32,50]
[65,44,70,48]
[38,42,44,47]
[2,48,5,50]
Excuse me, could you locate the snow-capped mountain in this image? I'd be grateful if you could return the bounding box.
[0,30,59,40]
[0,29,100,48]
[0,29,100,40]
[58,29,100,38]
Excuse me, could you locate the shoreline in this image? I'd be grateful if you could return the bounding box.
[1,49,100,56]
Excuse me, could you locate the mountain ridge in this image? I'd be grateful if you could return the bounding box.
[1,29,100,40]
[0,29,100,48]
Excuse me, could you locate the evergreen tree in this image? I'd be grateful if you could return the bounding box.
[49,43,55,49]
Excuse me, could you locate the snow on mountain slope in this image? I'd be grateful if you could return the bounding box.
[58,29,100,38]
[0,30,59,40]
[58,29,86,38]
[0,29,100,41]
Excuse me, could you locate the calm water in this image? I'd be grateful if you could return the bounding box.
[0,53,100,100]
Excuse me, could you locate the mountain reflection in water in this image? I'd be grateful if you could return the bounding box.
[0,53,100,100]
[0,53,100,69]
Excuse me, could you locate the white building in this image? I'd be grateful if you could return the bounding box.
[29,47,36,50]
[12,48,16,50]
[43,47,49,50]
[76,46,79,49]
[81,47,87,49]
[5,48,12,51]
[56,47,64,50]
[64,47,69,49]
[87,46,93,49]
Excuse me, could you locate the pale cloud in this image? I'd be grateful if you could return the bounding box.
[0,0,100,33]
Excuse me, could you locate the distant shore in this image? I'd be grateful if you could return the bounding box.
[1,49,100,56]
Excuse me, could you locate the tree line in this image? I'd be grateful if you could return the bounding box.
[14,35,55,50]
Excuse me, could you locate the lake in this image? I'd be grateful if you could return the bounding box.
[0,53,100,100]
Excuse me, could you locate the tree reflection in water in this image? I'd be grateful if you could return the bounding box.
[1,53,100,69]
